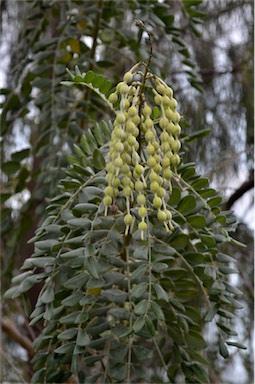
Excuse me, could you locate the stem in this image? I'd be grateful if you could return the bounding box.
[173,172,214,214]
[135,20,153,155]
[152,337,169,375]
[125,244,133,384]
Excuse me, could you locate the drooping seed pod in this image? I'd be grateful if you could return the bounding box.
[103,64,182,236]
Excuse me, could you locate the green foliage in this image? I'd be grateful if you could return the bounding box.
[0,0,205,292]
[5,66,245,382]
[1,1,252,383]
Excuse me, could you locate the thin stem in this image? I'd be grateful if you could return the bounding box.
[145,226,153,317]
[135,20,153,155]
[152,337,169,375]
[155,237,211,307]
[125,245,133,384]
[172,172,214,214]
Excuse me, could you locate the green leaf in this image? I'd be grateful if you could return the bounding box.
[182,59,196,68]
[224,283,243,296]
[204,303,219,322]
[92,75,105,88]
[93,149,106,170]
[191,178,209,190]
[86,129,98,151]
[153,283,169,302]
[85,256,99,279]
[145,316,156,336]
[130,264,147,281]
[76,329,90,346]
[200,235,216,248]
[99,79,112,94]
[73,203,98,214]
[229,237,246,248]
[186,330,207,350]
[35,239,58,250]
[217,309,235,319]
[172,36,186,47]
[183,252,205,264]
[2,161,20,175]
[11,271,33,285]
[208,196,222,207]
[181,166,196,181]
[74,75,83,82]
[61,179,81,189]
[67,218,91,228]
[97,60,115,68]
[219,336,229,358]
[110,344,128,363]
[83,70,95,83]
[199,188,216,198]
[132,345,153,361]
[216,322,238,336]
[57,328,77,340]
[226,341,247,350]
[11,148,30,161]
[134,299,148,315]
[31,368,46,383]
[185,128,211,142]
[186,214,206,228]
[61,248,85,259]
[61,291,84,307]
[133,245,148,260]
[22,257,55,269]
[133,317,145,333]
[102,288,127,303]
[3,286,21,300]
[216,214,227,224]
[0,193,11,204]
[19,275,43,293]
[179,47,190,58]
[168,187,181,206]
[80,134,93,155]
[64,273,89,289]
[216,253,236,263]
[131,282,148,299]
[86,277,104,289]
[60,312,80,325]
[74,312,89,324]
[153,243,176,256]
[170,233,189,250]
[55,342,75,354]
[168,297,185,312]
[190,362,210,383]
[152,262,168,273]
[41,286,55,304]
[177,195,196,215]
[94,123,105,146]
[150,301,165,321]
[108,362,127,381]
[218,266,239,275]
[61,80,74,87]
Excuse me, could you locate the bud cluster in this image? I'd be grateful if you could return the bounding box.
[103,65,182,239]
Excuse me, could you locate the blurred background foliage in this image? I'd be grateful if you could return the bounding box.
[0,0,253,383]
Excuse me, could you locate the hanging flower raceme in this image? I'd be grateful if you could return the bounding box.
[103,64,182,239]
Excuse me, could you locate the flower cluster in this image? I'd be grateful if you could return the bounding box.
[103,66,182,239]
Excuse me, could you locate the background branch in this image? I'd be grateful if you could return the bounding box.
[225,175,254,209]
[1,319,35,358]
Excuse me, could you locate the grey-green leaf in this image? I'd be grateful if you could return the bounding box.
[177,195,196,215]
